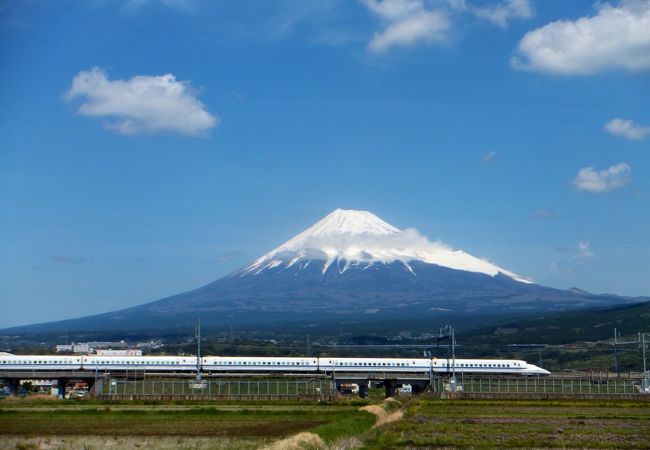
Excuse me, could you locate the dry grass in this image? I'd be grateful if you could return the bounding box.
[260,432,326,450]
[1,395,57,403]
[0,435,269,449]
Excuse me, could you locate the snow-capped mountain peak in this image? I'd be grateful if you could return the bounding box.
[241,209,532,284]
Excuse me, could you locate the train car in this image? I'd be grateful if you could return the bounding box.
[318,357,432,373]
[202,356,318,372]
[432,358,550,375]
[0,354,82,371]
[82,355,198,372]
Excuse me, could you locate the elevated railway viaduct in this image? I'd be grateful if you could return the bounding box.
[0,369,432,398]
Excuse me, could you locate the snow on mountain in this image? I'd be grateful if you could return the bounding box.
[242,209,532,284]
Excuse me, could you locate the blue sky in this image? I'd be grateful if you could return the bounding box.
[1,0,649,328]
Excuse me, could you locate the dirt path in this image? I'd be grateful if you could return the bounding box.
[260,431,325,450]
[360,399,404,428]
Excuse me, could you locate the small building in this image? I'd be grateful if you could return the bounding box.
[96,349,142,356]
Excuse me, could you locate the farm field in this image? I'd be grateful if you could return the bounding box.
[363,398,650,449]
[3,397,650,449]
[0,399,375,449]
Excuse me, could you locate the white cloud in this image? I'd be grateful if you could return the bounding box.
[512,0,650,75]
[65,67,218,136]
[576,241,594,259]
[472,0,533,28]
[294,227,452,258]
[361,0,533,52]
[573,163,631,192]
[482,150,498,162]
[362,0,451,52]
[605,118,650,140]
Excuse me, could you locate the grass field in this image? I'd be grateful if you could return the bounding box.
[0,399,375,449]
[363,398,650,449]
[3,396,650,449]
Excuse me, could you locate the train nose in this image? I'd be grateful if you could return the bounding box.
[526,364,551,375]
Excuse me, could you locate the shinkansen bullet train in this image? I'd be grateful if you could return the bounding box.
[0,354,550,375]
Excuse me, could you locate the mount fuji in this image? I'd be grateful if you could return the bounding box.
[241,209,531,283]
[3,209,639,334]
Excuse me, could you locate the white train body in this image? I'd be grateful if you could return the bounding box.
[0,355,82,371]
[202,356,318,372]
[0,354,550,375]
[319,357,432,373]
[82,355,198,371]
[432,358,549,376]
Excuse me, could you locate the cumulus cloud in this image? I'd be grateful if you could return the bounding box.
[65,67,218,136]
[573,163,631,192]
[471,0,533,28]
[362,0,451,52]
[605,118,650,140]
[576,241,594,259]
[361,0,533,52]
[512,0,650,75]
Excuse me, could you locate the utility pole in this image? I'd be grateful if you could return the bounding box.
[613,328,649,392]
[195,319,202,383]
[640,332,648,392]
[439,325,457,391]
[451,326,456,388]
[614,328,619,377]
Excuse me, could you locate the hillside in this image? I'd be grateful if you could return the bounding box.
[462,301,650,346]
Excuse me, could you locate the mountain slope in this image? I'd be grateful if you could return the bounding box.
[1,209,640,334]
[462,301,650,345]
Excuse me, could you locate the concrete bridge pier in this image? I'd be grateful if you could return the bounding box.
[55,378,68,399]
[358,382,369,399]
[384,379,397,398]
[6,378,21,395]
[92,377,103,397]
